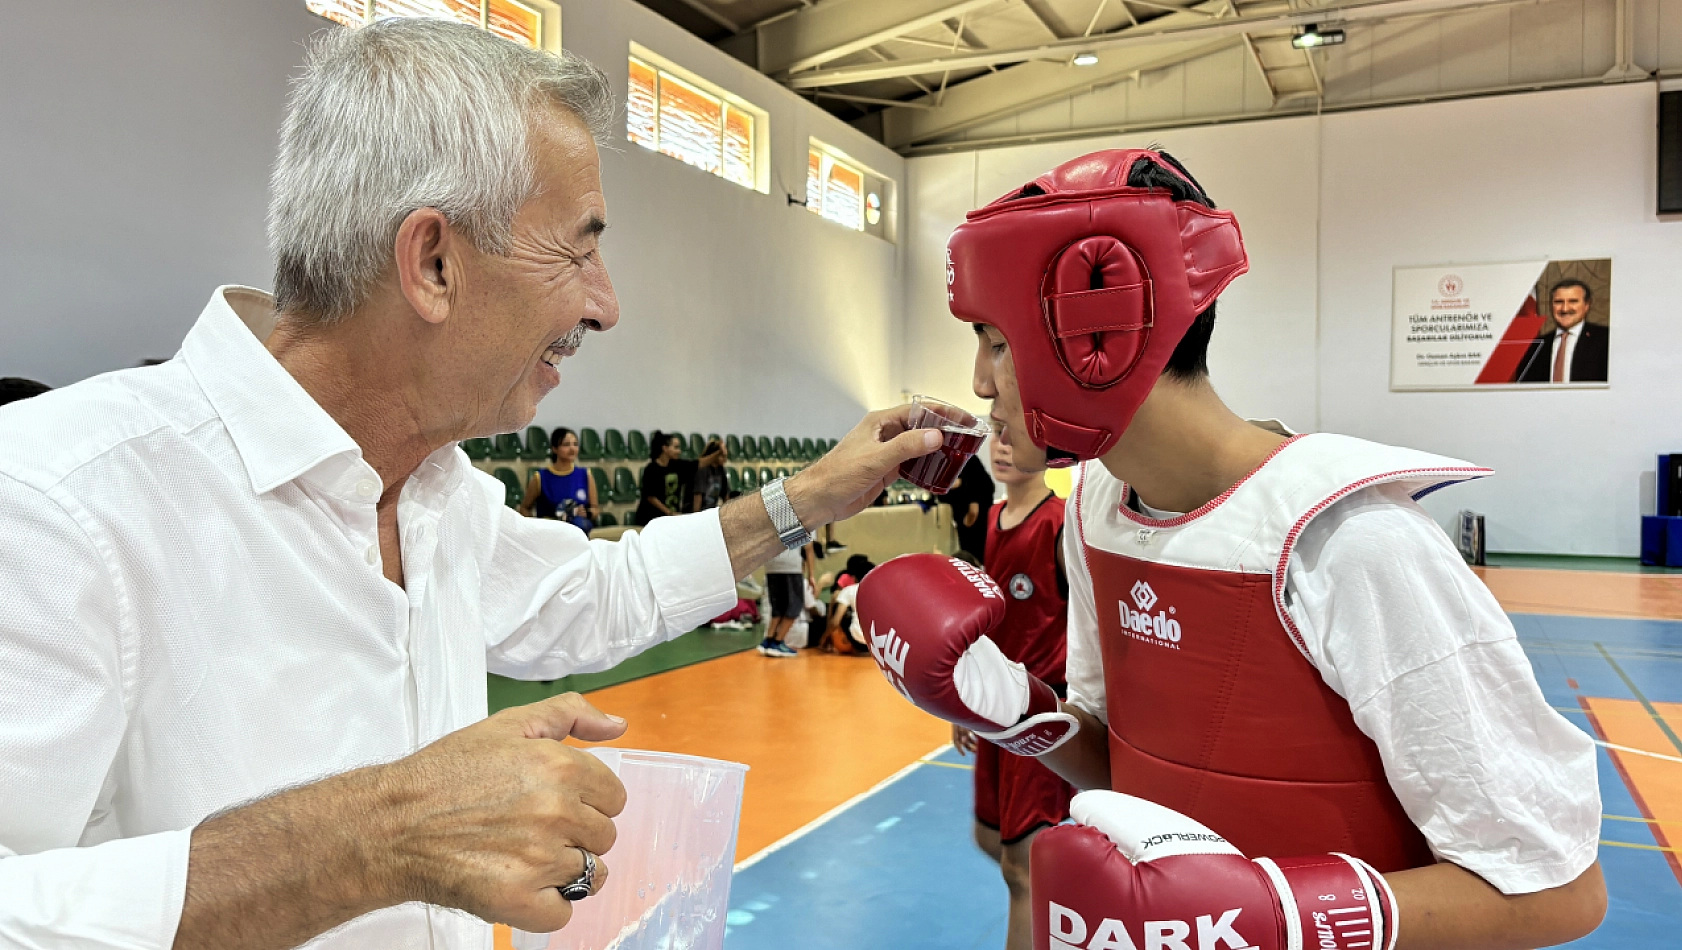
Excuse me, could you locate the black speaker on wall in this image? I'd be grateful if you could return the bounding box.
[1661,91,1682,214]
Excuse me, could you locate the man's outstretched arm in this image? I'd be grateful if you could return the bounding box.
[721,404,940,581]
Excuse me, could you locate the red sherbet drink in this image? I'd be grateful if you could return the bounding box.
[898,396,990,494]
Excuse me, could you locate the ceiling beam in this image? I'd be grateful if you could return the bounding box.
[669,0,740,34]
[757,0,1004,77]
[882,34,1240,147]
[788,0,1533,88]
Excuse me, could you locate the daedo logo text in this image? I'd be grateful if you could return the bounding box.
[1118,580,1182,649]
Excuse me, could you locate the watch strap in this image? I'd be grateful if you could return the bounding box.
[762,477,815,550]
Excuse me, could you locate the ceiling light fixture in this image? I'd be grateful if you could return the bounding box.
[1291,25,1346,49]
[1072,51,1099,66]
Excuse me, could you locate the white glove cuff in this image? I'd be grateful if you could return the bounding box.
[952,635,1029,728]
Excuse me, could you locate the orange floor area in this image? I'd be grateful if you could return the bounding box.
[579,649,952,861]
[1475,567,1682,620]
[1581,697,1682,882]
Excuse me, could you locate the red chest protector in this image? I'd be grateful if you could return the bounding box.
[984,494,1068,686]
[1074,433,1489,872]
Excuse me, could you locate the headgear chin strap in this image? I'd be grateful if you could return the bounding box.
[947,149,1248,465]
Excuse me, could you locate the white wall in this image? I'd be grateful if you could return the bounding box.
[1317,84,1680,557]
[0,0,905,443]
[543,0,905,441]
[904,83,1680,556]
[0,0,319,381]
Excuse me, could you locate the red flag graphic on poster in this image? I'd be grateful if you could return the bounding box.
[1475,293,1545,384]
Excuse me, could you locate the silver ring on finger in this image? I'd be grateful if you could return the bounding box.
[559,847,597,902]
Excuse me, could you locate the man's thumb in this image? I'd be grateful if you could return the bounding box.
[510,693,629,742]
[881,427,943,466]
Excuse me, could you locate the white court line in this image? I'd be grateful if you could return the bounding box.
[733,743,953,872]
[1596,739,1682,765]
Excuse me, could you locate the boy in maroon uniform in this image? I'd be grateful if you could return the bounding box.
[953,437,1074,950]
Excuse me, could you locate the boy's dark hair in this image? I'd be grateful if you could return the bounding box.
[0,377,51,407]
[1127,151,1218,382]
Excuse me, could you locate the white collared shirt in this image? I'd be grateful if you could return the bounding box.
[0,288,736,949]
[1549,321,1583,381]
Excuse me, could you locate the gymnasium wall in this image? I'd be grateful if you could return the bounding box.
[0,0,905,441]
[904,82,1680,557]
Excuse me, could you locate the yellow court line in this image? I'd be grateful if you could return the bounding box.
[1556,705,1663,719]
[1601,839,1682,854]
[921,760,976,771]
[1604,814,1682,828]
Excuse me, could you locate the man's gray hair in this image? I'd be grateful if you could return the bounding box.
[268,18,613,321]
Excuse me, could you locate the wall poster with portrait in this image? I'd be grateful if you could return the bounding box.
[1390,259,1611,391]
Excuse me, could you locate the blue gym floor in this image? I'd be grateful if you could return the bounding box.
[724,612,1682,950]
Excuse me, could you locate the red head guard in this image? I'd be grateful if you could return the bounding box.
[947,149,1248,465]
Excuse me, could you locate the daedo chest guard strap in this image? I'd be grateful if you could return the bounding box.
[947,149,1249,464]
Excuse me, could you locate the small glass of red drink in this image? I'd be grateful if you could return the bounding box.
[898,396,990,495]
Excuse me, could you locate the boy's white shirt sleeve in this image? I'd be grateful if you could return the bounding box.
[1063,465,1109,722]
[1283,482,1600,895]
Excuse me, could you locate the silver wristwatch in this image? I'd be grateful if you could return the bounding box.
[761,476,815,550]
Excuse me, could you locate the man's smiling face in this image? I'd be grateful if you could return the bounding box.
[451,106,620,437]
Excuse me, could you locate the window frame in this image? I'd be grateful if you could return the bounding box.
[627,43,770,195]
[306,1,559,51]
[806,138,895,243]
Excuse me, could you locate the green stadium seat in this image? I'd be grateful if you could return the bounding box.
[801,437,818,459]
[492,467,523,507]
[597,511,618,527]
[461,437,494,460]
[627,430,649,461]
[688,433,705,459]
[772,437,788,458]
[726,434,742,458]
[491,433,522,459]
[777,467,791,480]
[757,436,773,459]
[740,467,760,491]
[590,467,610,502]
[759,466,775,485]
[613,467,639,505]
[726,467,743,495]
[739,436,757,461]
[603,428,627,459]
[578,428,603,461]
[521,426,548,461]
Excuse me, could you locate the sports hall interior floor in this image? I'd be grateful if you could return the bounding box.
[490,558,1682,950]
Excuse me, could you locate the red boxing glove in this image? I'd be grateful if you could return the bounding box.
[856,553,1078,756]
[1033,791,1398,950]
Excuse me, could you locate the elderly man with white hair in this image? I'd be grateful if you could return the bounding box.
[0,19,940,950]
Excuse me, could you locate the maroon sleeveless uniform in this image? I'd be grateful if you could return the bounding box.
[973,493,1076,843]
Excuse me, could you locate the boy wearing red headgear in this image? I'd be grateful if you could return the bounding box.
[858,150,1604,950]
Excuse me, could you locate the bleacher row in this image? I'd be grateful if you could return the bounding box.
[461,427,841,519]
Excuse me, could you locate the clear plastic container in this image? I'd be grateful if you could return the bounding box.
[516,748,748,950]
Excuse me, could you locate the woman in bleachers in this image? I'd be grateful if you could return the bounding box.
[691,438,729,511]
[520,427,597,532]
[634,431,689,525]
